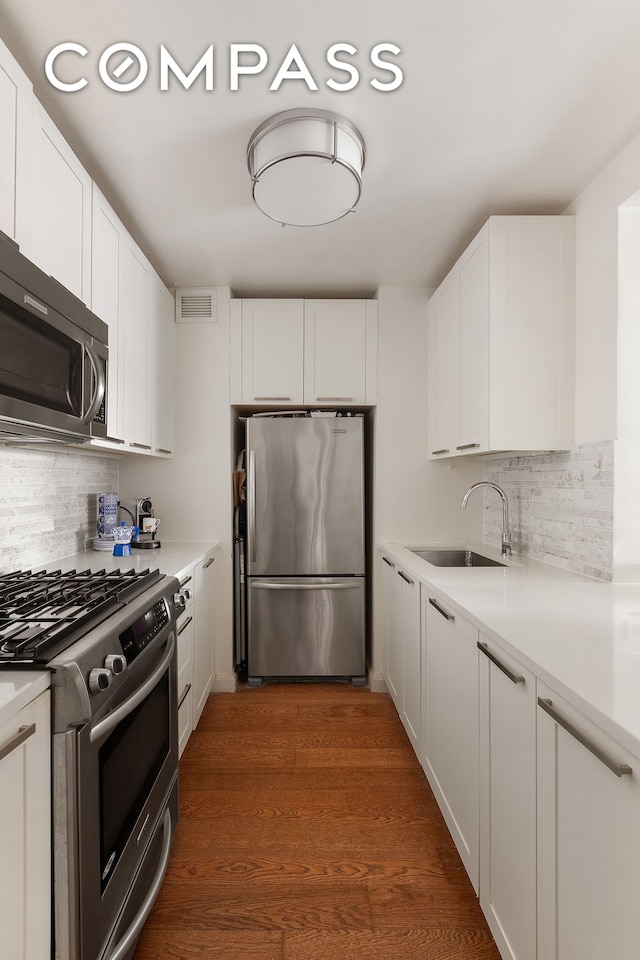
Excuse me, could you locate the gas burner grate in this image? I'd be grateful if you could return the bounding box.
[0,567,164,663]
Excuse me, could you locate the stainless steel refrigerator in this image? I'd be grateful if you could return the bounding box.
[245,415,366,685]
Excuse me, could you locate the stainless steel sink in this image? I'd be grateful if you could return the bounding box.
[411,548,506,568]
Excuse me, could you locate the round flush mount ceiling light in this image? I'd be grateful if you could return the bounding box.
[246,108,366,227]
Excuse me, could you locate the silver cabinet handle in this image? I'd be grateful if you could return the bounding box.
[83,341,106,424]
[203,557,215,569]
[456,442,480,451]
[106,807,173,960]
[478,642,525,684]
[431,448,449,455]
[316,397,353,402]
[253,396,291,401]
[248,449,257,563]
[428,597,454,622]
[382,556,395,567]
[252,581,360,591]
[129,442,151,450]
[178,683,192,710]
[177,615,193,636]
[155,448,172,455]
[0,723,36,763]
[538,697,632,778]
[398,570,414,585]
[179,575,192,588]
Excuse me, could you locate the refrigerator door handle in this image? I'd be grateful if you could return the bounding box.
[248,449,256,563]
[251,581,361,591]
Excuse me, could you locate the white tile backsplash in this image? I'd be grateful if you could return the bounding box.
[483,441,614,580]
[0,447,118,571]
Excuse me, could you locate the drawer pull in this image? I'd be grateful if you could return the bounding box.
[538,697,632,778]
[203,557,215,569]
[478,642,525,685]
[428,597,454,622]
[398,570,414,585]
[456,442,480,451]
[431,448,449,456]
[178,683,192,710]
[0,723,36,763]
[178,615,193,636]
[179,575,192,588]
[382,556,395,568]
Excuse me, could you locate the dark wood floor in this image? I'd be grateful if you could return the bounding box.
[133,683,501,960]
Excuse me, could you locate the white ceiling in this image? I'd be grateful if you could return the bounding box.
[2,0,640,296]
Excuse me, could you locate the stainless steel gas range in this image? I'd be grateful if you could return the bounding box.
[0,566,184,960]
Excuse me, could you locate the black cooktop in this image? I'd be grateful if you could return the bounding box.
[0,567,164,665]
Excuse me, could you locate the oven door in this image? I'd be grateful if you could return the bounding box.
[55,627,178,960]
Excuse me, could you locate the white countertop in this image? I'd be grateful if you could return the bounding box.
[380,541,640,757]
[0,540,219,726]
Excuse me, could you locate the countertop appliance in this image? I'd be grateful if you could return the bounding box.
[119,497,161,549]
[0,231,108,444]
[244,415,366,684]
[0,566,183,960]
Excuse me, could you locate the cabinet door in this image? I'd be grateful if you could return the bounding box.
[193,553,215,727]
[122,241,152,451]
[399,568,421,753]
[458,229,489,452]
[241,299,304,404]
[422,592,479,890]
[478,635,536,960]
[150,277,176,457]
[177,606,195,757]
[303,299,369,404]
[537,682,640,960]
[381,553,402,708]
[428,271,459,458]
[0,37,32,249]
[0,689,50,960]
[30,99,91,303]
[91,187,126,443]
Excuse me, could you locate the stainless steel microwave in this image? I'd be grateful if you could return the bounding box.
[0,231,108,444]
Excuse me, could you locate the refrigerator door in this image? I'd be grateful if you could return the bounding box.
[247,576,366,682]
[246,417,365,576]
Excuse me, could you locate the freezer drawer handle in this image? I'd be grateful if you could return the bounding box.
[252,581,361,591]
[0,723,36,763]
[428,597,455,623]
[249,449,256,563]
[398,570,414,585]
[478,642,525,685]
[537,697,632,778]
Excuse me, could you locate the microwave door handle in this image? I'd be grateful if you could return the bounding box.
[89,632,175,743]
[83,342,106,424]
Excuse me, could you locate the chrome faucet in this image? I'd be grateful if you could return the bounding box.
[461,481,512,557]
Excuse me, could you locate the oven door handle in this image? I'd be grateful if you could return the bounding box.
[89,632,175,744]
[105,806,173,960]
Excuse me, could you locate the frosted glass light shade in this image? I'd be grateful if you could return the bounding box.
[247,108,366,227]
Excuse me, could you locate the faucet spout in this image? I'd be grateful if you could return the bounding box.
[461,481,512,557]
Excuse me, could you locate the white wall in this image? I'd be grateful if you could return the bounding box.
[119,288,235,690]
[370,286,483,682]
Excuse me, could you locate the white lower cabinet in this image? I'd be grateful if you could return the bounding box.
[380,551,421,753]
[478,635,536,960]
[536,681,640,960]
[421,590,479,890]
[0,689,51,960]
[176,589,195,757]
[193,552,216,727]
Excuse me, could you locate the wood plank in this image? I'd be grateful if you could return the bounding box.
[132,683,501,960]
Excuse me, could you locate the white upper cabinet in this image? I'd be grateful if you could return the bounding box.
[122,240,152,451]
[30,99,92,304]
[150,275,176,457]
[428,215,575,458]
[240,299,305,405]
[303,299,377,405]
[231,298,378,406]
[91,186,126,444]
[0,37,32,250]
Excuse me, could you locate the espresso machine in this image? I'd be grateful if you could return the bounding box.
[118,497,161,549]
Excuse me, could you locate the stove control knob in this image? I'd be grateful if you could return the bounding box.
[173,592,186,611]
[105,654,127,675]
[89,668,112,695]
